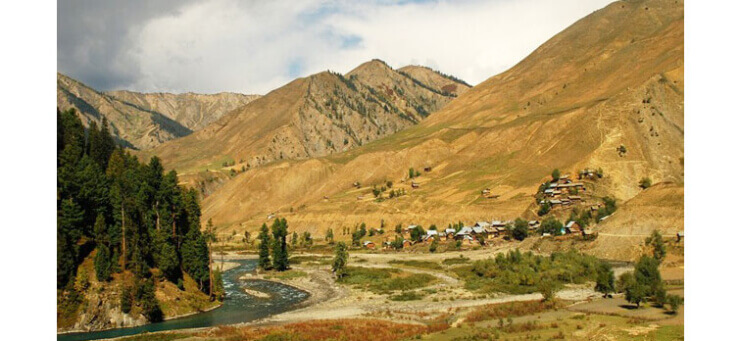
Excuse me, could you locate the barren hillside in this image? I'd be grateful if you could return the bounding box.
[189,0,682,254]
[56,73,259,149]
[106,91,260,132]
[141,60,471,173]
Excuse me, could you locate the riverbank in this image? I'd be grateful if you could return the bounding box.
[232,248,615,327]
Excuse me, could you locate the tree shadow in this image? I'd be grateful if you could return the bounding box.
[619,304,639,310]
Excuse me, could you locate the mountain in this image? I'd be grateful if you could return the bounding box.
[141,59,471,173]
[191,0,682,261]
[57,73,260,149]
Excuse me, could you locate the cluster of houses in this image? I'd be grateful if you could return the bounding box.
[363,218,596,250]
[540,174,587,208]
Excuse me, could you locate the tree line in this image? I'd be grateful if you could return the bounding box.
[58,108,218,320]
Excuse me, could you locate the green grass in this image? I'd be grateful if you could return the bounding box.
[388,260,443,270]
[289,255,332,265]
[442,256,470,265]
[337,267,437,294]
[389,291,426,301]
[264,270,307,280]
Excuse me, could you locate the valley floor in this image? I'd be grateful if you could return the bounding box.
[118,244,682,340]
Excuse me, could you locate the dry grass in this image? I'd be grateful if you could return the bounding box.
[465,300,562,323]
[200,319,441,341]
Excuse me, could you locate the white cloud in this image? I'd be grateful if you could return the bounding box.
[60,0,613,94]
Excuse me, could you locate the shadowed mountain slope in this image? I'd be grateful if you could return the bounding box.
[57,73,260,149]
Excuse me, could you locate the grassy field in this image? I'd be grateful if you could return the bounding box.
[337,266,437,294]
[388,259,444,270]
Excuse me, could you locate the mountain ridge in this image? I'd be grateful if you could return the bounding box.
[57,73,261,149]
[140,59,471,174]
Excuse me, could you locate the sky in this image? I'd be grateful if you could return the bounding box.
[58,0,612,95]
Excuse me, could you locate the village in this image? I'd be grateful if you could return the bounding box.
[350,168,608,252]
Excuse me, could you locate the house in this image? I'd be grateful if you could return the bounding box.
[411,181,420,188]
[472,226,488,239]
[424,166,432,172]
[474,221,491,229]
[402,225,418,238]
[528,220,540,230]
[568,195,582,202]
[382,241,392,249]
[357,195,364,200]
[565,221,582,234]
[455,226,473,240]
[550,199,562,205]
[443,228,456,240]
[423,230,439,242]
[542,233,552,238]
[353,181,361,188]
[481,188,491,195]
[491,220,506,228]
[402,239,413,248]
[493,226,508,237]
[363,241,376,249]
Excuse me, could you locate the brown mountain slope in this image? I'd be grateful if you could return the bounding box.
[398,65,471,96]
[106,91,260,132]
[195,0,683,249]
[57,73,260,149]
[141,60,471,173]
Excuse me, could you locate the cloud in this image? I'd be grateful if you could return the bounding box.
[58,0,612,94]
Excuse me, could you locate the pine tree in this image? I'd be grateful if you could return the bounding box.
[93,214,112,281]
[203,219,217,298]
[271,218,290,271]
[332,242,349,279]
[57,198,83,288]
[257,223,271,270]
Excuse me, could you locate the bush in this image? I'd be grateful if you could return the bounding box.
[537,201,551,216]
[639,177,652,189]
[539,217,563,236]
[512,218,529,241]
[667,294,683,313]
[429,239,439,253]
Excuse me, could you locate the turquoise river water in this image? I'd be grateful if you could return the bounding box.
[58,259,309,341]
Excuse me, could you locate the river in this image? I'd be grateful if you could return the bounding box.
[58,259,310,341]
